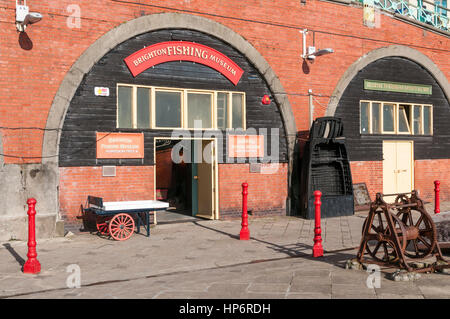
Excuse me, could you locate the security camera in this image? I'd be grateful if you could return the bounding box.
[15,3,42,32]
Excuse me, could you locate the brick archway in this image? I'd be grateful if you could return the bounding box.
[326,45,450,116]
[43,13,297,216]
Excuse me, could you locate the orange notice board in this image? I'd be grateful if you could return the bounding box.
[228,135,264,158]
[96,132,144,159]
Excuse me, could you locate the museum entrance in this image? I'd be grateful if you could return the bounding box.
[155,138,217,223]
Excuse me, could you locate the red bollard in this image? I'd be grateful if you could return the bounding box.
[313,190,324,257]
[23,198,41,274]
[434,180,440,214]
[240,182,250,240]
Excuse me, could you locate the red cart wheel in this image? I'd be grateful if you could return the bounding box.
[96,216,111,235]
[109,213,135,241]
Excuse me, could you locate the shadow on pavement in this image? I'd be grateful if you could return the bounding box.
[192,221,357,268]
[3,243,25,270]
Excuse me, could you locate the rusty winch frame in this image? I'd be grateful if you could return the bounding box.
[357,190,448,273]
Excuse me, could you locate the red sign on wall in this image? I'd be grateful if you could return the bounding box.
[124,41,244,85]
[96,132,144,159]
[228,135,265,158]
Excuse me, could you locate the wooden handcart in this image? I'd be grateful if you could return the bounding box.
[78,196,169,241]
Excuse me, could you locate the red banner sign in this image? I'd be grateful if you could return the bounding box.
[96,132,144,159]
[124,41,244,85]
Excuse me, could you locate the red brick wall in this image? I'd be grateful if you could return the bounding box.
[60,163,287,221]
[350,160,450,203]
[1,1,449,164]
[350,161,383,201]
[218,163,288,218]
[59,166,154,221]
[415,159,450,202]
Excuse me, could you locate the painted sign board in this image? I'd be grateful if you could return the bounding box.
[364,80,432,95]
[124,41,244,85]
[228,135,265,158]
[96,132,144,159]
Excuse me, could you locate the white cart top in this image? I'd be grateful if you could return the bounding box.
[101,200,169,212]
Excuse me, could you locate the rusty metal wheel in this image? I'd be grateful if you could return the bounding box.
[363,210,407,263]
[109,213,135,241]
[396,208,437,259]
[394,194,410,206]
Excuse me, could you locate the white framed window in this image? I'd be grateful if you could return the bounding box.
[117,84,246,130]
[117,85,134,128]
[136,86,151,129]
[231,93,245,129]
[186,91,213,129]
[154,88,183,129]
[360,100,432,135]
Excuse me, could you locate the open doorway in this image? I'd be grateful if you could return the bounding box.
[154,138,218,223]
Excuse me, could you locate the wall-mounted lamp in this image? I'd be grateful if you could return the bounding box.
[300,29,334,60]
[16,0,42,32]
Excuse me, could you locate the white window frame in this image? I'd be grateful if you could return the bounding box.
[231,92,246,130]
[397,104,411,135]
[135,85,152,129]
[117,84,246,130]
[360,100,433,135]
[185,90,214,130]
[153,87,184,130]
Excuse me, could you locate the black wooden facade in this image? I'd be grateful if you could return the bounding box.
[59,29,288,167]
[335,57,450,162]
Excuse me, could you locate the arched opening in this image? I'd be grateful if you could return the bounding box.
[43,13,297,224]
[327,46,450,202]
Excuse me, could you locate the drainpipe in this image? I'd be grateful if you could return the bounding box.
[308,89,314,128]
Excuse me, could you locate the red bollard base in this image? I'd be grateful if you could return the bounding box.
[240,229,250,240]
[23,258,41,274]
[313,245,324,258]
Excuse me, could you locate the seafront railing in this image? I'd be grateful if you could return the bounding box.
[358,0,449,32]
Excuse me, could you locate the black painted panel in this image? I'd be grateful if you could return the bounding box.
[59,29,288,167]
[335,57,450,161]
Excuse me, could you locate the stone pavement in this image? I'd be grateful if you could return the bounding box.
[1,207,449,299]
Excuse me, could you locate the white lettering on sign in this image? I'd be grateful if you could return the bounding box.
[124,41,244,85]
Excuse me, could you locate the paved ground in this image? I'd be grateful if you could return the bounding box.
[0,203,449,299]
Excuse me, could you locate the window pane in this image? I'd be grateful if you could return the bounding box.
[423,105,432,135]
[360,102,369,134]
[217,92,229,129]
[137,87,150,128]
[372,102,381,134]
[187,93,212,128]
[118,86,133,128]
[398,105,410,133]
[413,105,422,134]
[155,91,182,128]
[232,93,244,129]
[383,103,395,132]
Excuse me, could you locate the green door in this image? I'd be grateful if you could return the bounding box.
[191,140,199,216]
